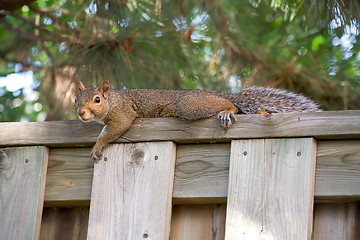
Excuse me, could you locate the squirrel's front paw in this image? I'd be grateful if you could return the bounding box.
[91,148,103,162]
[217,111,237,127]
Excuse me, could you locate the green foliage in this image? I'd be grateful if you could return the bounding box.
[0,85,46,122]
[0,0,359,122]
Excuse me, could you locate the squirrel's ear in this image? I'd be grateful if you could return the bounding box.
[99,80,110,96]
[78,81,86,91]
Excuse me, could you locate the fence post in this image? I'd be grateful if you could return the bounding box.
[225,138,317,239]
[87,142,176,240]
[0,146,49,240]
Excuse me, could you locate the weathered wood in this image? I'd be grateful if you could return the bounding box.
[0,146,49,240]
[225,138,317,239]
[87,142,176,240]
[44,140,360,206]
[170,204,226,240]
[315,141,360,200]
[0,111,359,147]
[44,148,93,206]
[40,207,89,240]
[173,144,230,203]
[0,121,101,147]
[313,203,360,240]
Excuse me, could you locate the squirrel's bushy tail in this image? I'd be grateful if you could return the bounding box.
[223,87,322,114]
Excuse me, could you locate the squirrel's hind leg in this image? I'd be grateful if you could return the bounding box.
[175,94,237,127]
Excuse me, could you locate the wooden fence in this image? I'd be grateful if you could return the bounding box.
[0,110,360,239]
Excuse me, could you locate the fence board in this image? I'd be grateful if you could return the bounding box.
[173,144,230,203]
[313,203,360,240]
[40,207,89,240]
[225,138,317,239]
[0,111,359,148]
[44,140,360,206]
[315,141,360,200]
[44,148,93,206]
[0,146,49,240]
[170,204,226,240]
[87,142,176,240]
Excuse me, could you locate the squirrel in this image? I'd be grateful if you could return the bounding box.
[75,80,321,161]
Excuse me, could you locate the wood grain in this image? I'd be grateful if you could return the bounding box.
[44,140,360,206]
[0,146,49,240]
[170,204,226,240]
[40,207,89,240]
[87,142,176,240]
[225,138,317,240]
[39,200,360,240]
[315,141,360,200]
[173,144,230,203]
[44,148,94,206]
[313,203,360,240]
[0,111,359,148]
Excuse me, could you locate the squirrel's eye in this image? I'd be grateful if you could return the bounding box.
[95,96,100,103]
[74,98,77,103]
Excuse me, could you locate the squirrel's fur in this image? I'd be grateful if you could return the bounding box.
[75,80,321,161]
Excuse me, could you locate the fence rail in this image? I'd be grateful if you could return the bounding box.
[1,111,359,148]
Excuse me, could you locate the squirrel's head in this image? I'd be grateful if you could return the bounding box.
[75,80,110,124]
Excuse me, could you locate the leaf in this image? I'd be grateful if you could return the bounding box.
[311,35,325,51]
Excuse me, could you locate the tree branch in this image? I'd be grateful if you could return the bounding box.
[1,9,52,34]
[27,4,72,32]
[0,16,68,42]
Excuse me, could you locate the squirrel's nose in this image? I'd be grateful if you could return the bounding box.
[78,110,85,116]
